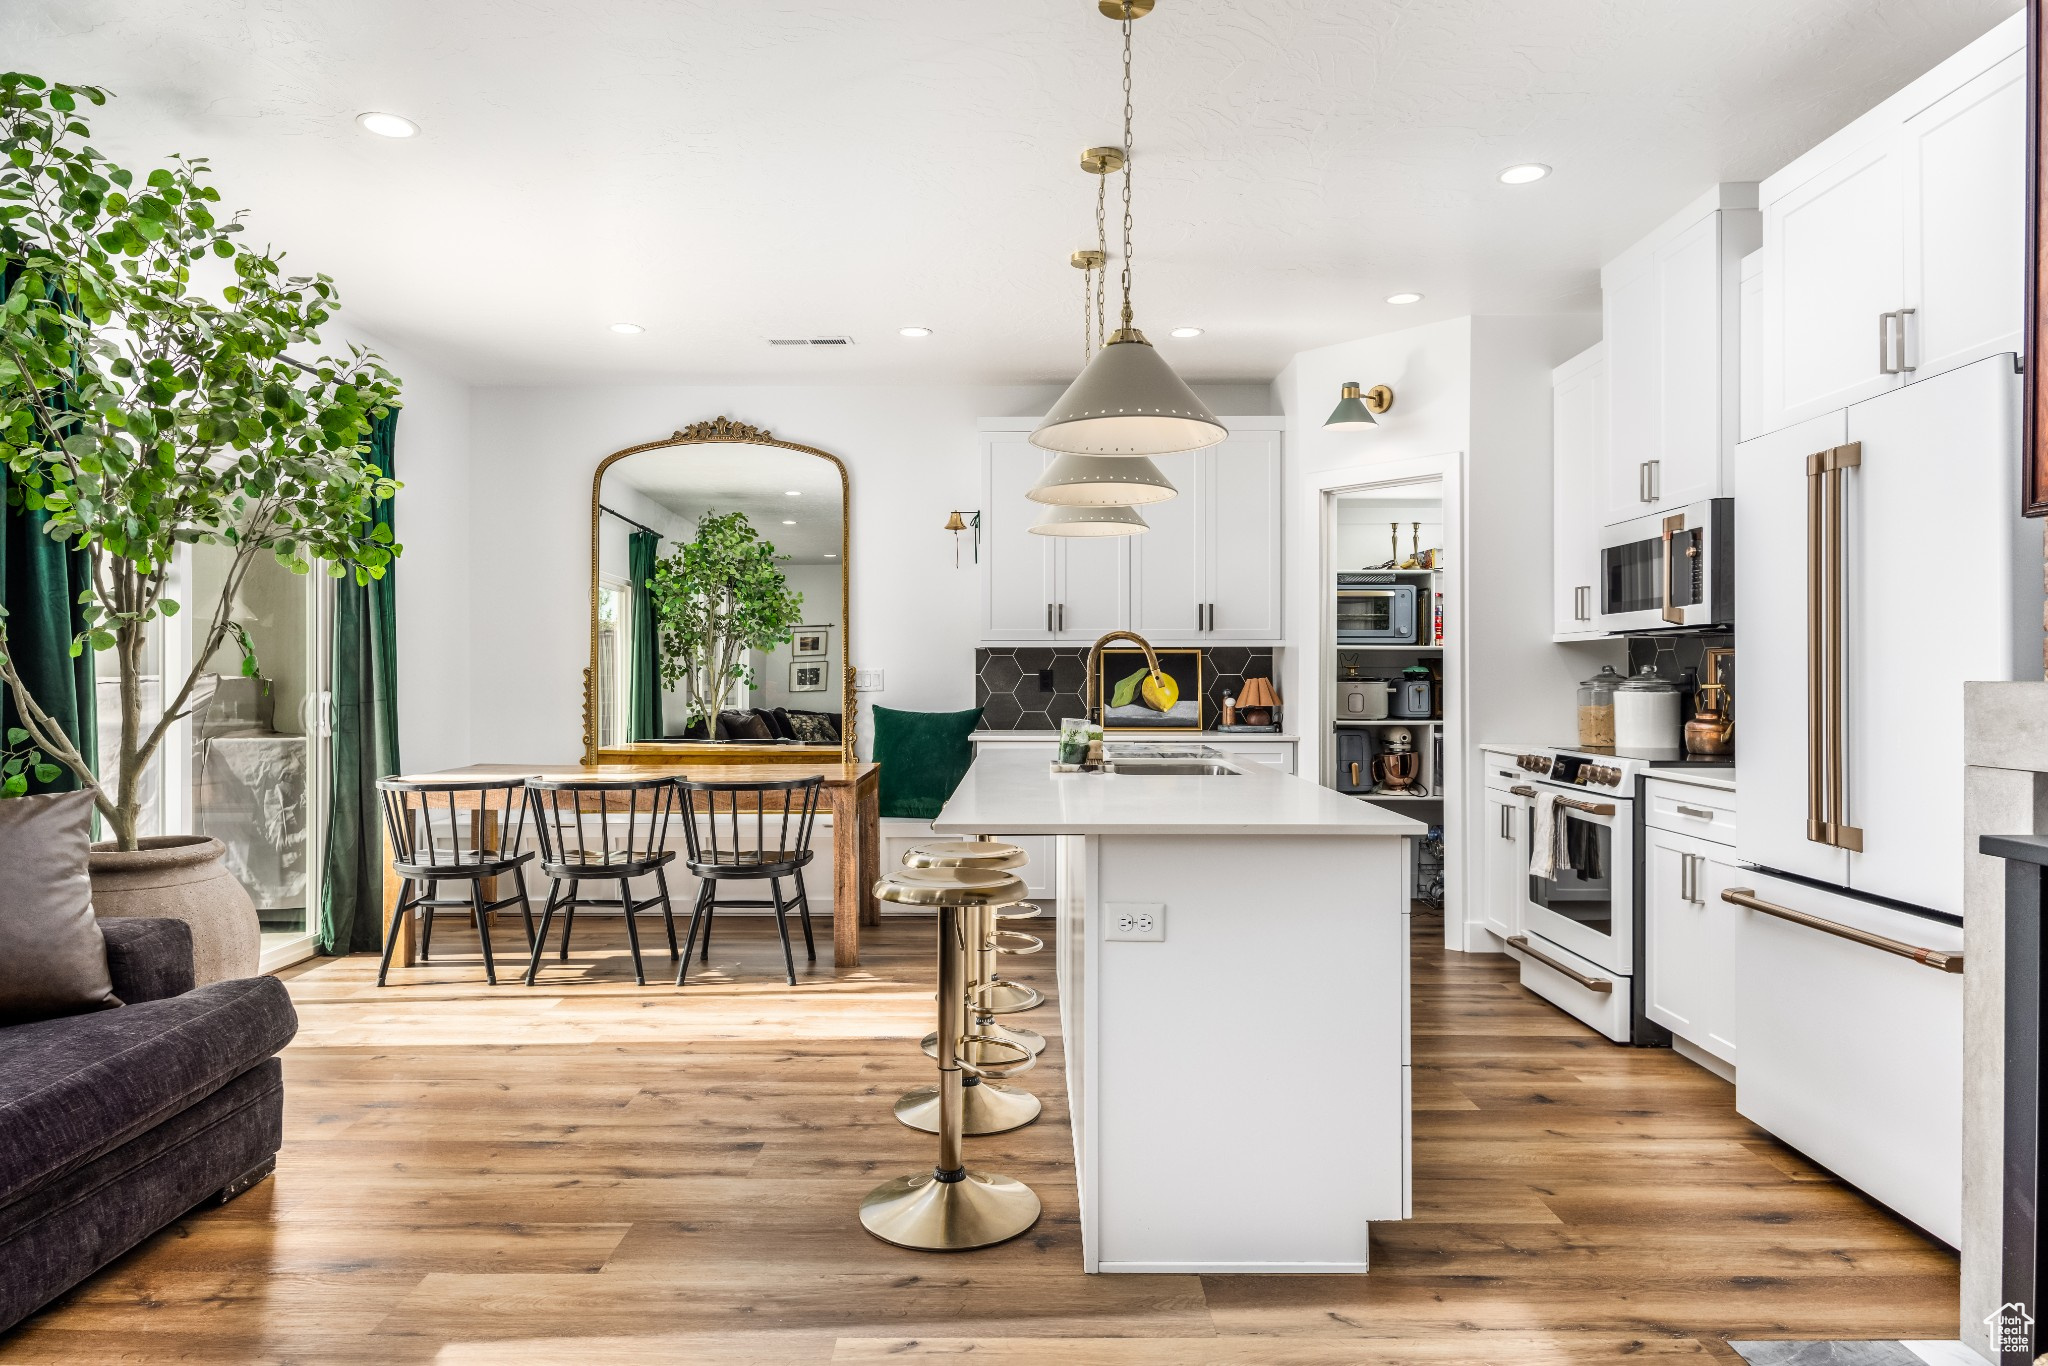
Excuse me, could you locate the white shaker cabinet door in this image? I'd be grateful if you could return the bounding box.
[1479,788,1527,941]
[1127,449,1203,641]
[1901,48,2025,384]
[1052,533,1129,640]
[1652,211,1729,512]
[982,438,1058,640]
[1202,430,1284,641]
[1644,829,1737,1065]
[1551,344,1605,637]
[1601,256,1661,526]
[1760,137,1905,430]
[1731,409,1851,890]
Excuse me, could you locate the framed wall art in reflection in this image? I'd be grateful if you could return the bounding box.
[793,626,830,659]
[790,661,828,693]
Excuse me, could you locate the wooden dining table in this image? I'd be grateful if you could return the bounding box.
[380,761,881,970]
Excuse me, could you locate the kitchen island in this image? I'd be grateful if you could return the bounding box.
[933,745,1424,1273]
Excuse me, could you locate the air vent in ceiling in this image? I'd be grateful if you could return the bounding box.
[766,336,855,346]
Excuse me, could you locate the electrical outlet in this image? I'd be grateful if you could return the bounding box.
[1105,902,1165,942]
[854,669,884,691]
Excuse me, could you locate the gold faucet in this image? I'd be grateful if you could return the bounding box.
[1087,630,1164,728]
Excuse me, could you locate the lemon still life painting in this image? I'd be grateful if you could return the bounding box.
[1100,649,1204,733]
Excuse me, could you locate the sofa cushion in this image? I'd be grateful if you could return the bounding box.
[782,709,841,745]
[99,918,195,1006]
[718,708,774,742]
[0,790,117,1027]
[873,705,983,820]
[0,975,297,1209]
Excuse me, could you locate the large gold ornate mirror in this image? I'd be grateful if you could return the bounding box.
[584,418,852,765]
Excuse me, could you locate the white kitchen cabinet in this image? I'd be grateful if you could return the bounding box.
[1643,827,1739,1066]
[980,433,1129,642]
[1479,784,1529,942]
[1550,343,1605,638]
[1598,186,1759,527]
[1751,15,2023,438]
[982,420,1282,645]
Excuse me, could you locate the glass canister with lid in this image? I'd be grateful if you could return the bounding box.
[1614,664,1682,751]
[1576,665,1622,749]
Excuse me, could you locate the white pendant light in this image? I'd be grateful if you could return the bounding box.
[1029,1,1224,460]
[1027,454,1177,507]
[1029,504,1150,536]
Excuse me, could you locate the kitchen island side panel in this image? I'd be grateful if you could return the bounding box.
[1087,832,1409,1272]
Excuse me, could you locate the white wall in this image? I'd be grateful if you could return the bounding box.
[324,322,477,776]
[1276,314,1615,951]
[755,564,843,713]
[463,381,1272,763]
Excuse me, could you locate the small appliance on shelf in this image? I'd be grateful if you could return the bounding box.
[1335,573,1420,645]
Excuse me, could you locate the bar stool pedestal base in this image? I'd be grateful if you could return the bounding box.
[924,1021,1046,1059]
[982,977,1044,1014]
[895,1079,1041,1135]
[859,1167,1041,1251]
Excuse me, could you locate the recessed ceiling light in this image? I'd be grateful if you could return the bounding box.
[356,111,419,139]
[1498,163,1551,185]
[825,552,837,558]
[782,519,797,526]
[1169,327,1203,338]
[784,490,801,496]
[608,322,644,334]
[899,326,933,338]
[1386,292,1423,305]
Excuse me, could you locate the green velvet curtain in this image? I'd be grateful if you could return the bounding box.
[319,410,400,955]
[0,261,97,790]
[627,529,663,741]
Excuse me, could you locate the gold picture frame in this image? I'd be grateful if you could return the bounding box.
[1099,648,1205,733]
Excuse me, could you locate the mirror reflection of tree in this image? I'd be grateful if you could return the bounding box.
[649,510,803,728]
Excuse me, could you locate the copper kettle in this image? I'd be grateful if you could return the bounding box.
[1683,683,1734,757]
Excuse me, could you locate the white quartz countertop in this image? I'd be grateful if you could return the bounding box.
[971,729,1299,743]
[934,747,1424,837]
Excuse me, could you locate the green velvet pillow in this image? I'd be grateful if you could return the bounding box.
[873,705,984,820]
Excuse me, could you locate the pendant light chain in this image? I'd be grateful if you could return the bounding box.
[1094,168,1108,352]
[1118,2,1135,334]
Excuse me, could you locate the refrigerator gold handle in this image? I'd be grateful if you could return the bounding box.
[1825,443,1864,852]
[1722,887,1956,972]
[1803,450,1829,846]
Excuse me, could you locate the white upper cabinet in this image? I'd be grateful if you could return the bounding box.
[1550,343,1606,639]
[980,434,1128,641]
[1750,15,2023,439]
[1598,185,1760,526]
[980,420,1283,645]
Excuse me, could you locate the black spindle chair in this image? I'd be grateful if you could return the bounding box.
[676,776,824,987]
[524,777,683,987]
[376,777,537,986]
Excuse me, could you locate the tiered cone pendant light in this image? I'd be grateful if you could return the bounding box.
[1030,0,1217,537]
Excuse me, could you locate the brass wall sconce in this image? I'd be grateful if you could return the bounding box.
[1323,381,1396,431]
[944,509,982,566]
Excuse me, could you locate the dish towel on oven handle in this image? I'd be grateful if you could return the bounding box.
[1527,790,1566,881]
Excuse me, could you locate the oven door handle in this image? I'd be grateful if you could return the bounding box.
[1512,784,1616,817]
[1506,935,1614,993]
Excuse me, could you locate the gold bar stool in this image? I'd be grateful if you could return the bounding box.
[907,842,1047,1066]
[860,866,1041,1251]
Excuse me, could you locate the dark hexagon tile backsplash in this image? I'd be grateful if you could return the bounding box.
[974,647,1277,731]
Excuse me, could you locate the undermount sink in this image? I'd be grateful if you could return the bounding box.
[1103,759,1243,777]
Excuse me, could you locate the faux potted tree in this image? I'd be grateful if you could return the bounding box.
[649,510,803,735]
[0,74,401,980]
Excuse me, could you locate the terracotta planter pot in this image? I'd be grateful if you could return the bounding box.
[89,835,260,985]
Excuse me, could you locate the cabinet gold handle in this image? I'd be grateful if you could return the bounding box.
[1721,887,1958,973]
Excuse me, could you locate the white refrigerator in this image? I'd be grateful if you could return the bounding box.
[1730,352,2039,1245]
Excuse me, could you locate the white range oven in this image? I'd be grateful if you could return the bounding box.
[1499,747,1728,1044]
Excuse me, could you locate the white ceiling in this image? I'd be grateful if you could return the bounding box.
[2,0,2020,387]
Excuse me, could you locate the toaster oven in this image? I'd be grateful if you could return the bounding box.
[1336,575,1419,645]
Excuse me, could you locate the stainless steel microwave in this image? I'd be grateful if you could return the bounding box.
[1336,575,1419,644]
[1598,498,1733,633]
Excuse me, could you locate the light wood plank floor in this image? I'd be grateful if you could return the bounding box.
[2,911,1958,1363]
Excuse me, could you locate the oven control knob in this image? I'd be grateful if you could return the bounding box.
[1599,766,1620,786]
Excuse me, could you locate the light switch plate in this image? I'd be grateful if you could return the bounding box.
[1105,902,1165,942]
[854,669,884,691]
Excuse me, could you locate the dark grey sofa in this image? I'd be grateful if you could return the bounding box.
[0,918,297,1335]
